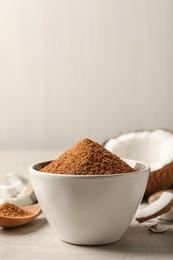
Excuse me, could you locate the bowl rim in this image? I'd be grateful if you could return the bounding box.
[29,158,150,178]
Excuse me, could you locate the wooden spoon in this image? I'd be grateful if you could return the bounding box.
[0,203,41,228]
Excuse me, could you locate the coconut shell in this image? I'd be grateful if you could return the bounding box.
[145,161,173,196]
[103,129,173,196]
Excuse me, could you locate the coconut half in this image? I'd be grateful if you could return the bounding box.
[104,129,173,196]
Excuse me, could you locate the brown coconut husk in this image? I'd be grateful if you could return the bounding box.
[145,160,173,196]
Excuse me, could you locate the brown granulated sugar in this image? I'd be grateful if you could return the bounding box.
[0,202,32,217]
[41,138,136,175]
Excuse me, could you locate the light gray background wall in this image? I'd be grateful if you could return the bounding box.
[0,0,173,150]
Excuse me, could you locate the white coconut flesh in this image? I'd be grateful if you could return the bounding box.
[136,192,173,223]
[105,129,173,172]
[148,190,173,221]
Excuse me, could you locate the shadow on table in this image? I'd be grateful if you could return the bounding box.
[88,224,173,256]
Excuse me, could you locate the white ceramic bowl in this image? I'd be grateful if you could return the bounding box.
[29,159,149,245]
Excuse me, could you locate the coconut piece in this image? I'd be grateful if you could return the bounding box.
[0,185,17,199]
[104,129,173,195]
[148,189,173,221]
[148,224,169,233]
[141,219,158,228]
[159,208,173,221]
[139,219,170,233]
[141,220,169,233]
[148,189,173,203]
[136,192,173,223]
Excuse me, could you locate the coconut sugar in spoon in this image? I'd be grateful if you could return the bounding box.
[0,203,41,228]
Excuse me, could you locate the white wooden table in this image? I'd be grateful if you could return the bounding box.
[0,150,173,260]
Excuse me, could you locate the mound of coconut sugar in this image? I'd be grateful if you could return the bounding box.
[40,138,136,175]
